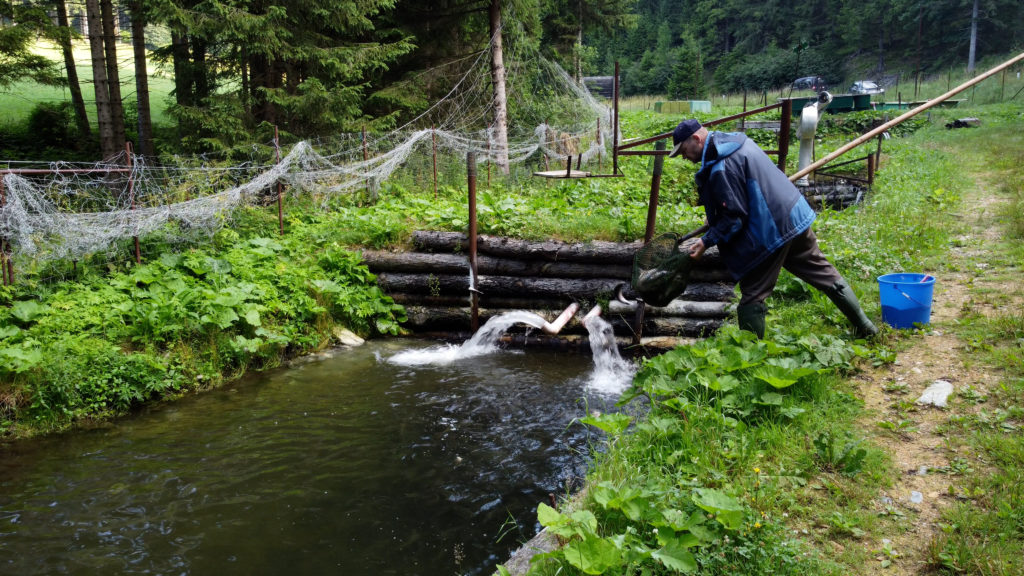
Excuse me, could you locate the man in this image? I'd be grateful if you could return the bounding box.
[668,118,877,338]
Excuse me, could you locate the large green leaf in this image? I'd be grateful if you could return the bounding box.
[652,541,697,573]
[563,535,621,575]
[692,488,744,530]
[10,300,46,324]
[579,412,632,436]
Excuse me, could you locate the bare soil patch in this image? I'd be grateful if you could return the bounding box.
[853,177,1014,574]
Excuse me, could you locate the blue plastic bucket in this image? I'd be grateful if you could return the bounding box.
[878,273,935,329]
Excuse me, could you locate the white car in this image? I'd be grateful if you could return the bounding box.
[850,80,884,95]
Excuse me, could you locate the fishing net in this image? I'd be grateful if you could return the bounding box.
[631,233,695,307]
[0,12,614,270]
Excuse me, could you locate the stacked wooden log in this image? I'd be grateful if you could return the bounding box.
[361,231,737,342]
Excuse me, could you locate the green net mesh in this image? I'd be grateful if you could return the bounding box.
[631,232,694,307]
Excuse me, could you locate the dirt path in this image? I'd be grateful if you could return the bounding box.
[854,171,1013,574]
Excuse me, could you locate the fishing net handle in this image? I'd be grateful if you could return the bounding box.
[674,223,709,247]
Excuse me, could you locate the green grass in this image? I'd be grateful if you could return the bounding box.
[0,40,175,127]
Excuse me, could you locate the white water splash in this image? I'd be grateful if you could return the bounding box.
[387,311,547,366]
[583,316,635,395]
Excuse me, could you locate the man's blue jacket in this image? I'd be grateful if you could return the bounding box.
[695,131,816,280]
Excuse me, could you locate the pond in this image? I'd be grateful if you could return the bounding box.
[0,336,636,575]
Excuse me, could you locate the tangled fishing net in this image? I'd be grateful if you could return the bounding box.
[631,233,697,307]
[0,24,614,267]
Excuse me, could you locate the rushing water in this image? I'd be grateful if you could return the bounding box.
[0,338,636,576]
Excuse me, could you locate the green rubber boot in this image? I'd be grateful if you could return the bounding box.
[737,302,767,339]
[824,280,878,338]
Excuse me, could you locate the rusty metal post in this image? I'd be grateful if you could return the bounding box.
[362,125,370,196]
[0,173,8,285]
[644,139,666,243]
[467,152,479,332]
[612,61,620,175]
[741,91,747,132]
[431,126,438,200]
[777,99,792,171]
[126,141,141,264]
[274,125,284,235]
[867,153,875,186]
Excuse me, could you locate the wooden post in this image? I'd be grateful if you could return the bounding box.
[644,140,665,243]
[875,134,884,167]
[777,99,792,172]
[431,126,438,200]
[126,141,141,264]
[274,125,284,235]
[596,117,602,173]
[867,153,875,186]
[487,135,491,188]
[467,152,479,332]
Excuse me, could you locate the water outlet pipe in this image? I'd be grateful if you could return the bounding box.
[581,304,603,327]
[795,91,832,186]
[540,303,580,334]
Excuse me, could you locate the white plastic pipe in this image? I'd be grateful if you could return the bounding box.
[581,304,603,327]
[541,302,580,334]
[795,91,832,186]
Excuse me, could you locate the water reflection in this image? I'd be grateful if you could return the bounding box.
[0,340,634,576]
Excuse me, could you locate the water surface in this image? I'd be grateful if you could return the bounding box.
[0,339,632,575]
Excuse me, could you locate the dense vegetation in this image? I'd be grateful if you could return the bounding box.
[2,1,1022,157]
[508,102,1024,575]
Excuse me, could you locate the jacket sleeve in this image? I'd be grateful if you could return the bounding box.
[700,160,749,248]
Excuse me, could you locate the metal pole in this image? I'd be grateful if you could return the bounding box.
[789,51,1024,183]
[0,174,8,285]
[431,126,438,200]
[777,99,792,171]
[596,117,602,173]
[467,152,479,332]
[741,91,747,131]
[126,141,141,264]
[275,125,284,235]
[644,140,666,243]
[612,61,620,175]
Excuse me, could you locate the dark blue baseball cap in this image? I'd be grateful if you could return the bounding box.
[668,119,702,158]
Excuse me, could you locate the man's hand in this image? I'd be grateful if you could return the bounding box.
[687,237,707,260]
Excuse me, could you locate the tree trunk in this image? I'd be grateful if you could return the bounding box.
[362,250,633,279]
[100,0,126,150]
[488,0,509,174]
[967,0,979,74]
[171,31,192,107]
[876,10,885,74]
[129,1,154,157]
[411,230,643,264]
[376,272,733,302]
[55,0,91,140]
[85,0,116,158]
[362,249,729,281]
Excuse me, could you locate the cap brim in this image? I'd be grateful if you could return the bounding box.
[667,141,684,158]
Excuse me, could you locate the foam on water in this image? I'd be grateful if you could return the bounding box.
[387,311,547,366]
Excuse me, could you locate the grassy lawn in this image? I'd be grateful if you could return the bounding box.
[0,40,175,127]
